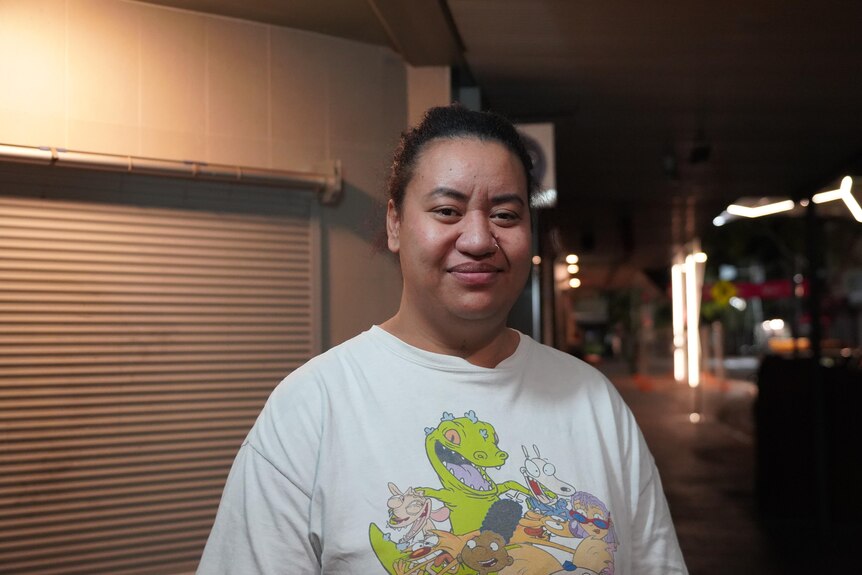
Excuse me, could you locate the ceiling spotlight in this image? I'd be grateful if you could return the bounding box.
[567,264,579,274]
[569,278,581,288]
[812,176,860,222]
[565,254,579,264]
[726,199,795,218]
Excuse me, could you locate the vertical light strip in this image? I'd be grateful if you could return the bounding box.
[671,262,686,382]
[685,254,700,387]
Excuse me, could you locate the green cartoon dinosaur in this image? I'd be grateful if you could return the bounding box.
[419,411,529,534]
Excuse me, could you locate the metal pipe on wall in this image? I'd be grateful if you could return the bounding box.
[0,143,342,205]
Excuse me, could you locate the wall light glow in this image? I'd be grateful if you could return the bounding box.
[685,255,700,388]
[565,254,579,264]
[567,264,579,274]
[532,255,542,265]
[671,263,685,383]
[568,278,581,288]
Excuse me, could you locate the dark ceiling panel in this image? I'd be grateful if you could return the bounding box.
[137,0,862,286]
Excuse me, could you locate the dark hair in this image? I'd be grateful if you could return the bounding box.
[386,104,536,210]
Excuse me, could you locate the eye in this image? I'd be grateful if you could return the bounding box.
[542,463,556,476]
[433,206,461,219]
[490,542,499,551]
[593,513,604,520]
[491,210,520,225]
[525,460,540,477]
[444,429,461,445]
[406,500,423,513]
[466,539,477,549]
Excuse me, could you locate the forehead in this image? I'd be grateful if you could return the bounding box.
[408,137,528,198]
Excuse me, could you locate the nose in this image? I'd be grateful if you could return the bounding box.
[455,211,497,256]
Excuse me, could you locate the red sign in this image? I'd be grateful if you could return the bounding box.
[702,279,808,301]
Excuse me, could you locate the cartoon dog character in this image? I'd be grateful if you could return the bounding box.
[521,445,575,518]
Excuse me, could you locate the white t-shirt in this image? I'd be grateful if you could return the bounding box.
[198,327,687,575]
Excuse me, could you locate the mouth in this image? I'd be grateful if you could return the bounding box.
[522,525,549,540]
[479,558,498,567]
[526,477,554,503]
[435,441,494,492]
[403,501,431,540]
[448,263,502,286]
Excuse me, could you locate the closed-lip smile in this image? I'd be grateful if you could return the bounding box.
[447,262,503,286]
[448,263,501,273]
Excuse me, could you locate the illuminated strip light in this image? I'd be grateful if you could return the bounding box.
[726,200,796,218]
[685,254,700,388]
[671,263,686,383]
[812,176,861,222]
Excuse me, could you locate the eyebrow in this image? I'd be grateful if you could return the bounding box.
[429,187,526,207]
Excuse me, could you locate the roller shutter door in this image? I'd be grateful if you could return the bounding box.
[0,163,319,574]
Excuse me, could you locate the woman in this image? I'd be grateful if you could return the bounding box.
[198,105,687,574]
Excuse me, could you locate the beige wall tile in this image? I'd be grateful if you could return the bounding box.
[140,5,206,135]
[207,134,268,168]
[206,17,268,140]
[327,42,390,148]
[271,28,329,165]
[0,0,66,128]
[67,0,141,126]
[407,65,450,126]
[0,108,65,147]
[141,127,206,162]
[68,118,139,155]
[271,138,326,172]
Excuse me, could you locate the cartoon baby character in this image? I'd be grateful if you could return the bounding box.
[387,482,450,549]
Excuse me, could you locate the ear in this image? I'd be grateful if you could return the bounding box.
[388,482,402,496]
[386,199,401,254]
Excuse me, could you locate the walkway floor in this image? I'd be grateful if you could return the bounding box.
[596,360,794,574]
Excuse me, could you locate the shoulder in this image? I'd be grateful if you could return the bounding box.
[518,334,621,397]
[272,328,383,391]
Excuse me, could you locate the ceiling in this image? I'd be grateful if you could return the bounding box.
[140,0,862,292]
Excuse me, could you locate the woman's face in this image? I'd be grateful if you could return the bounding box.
[387,137,532,326]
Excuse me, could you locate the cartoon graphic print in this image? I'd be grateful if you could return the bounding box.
[419,411,530,534]
[520,444,575,520]
[458,500,520,574]
[387,482,451,549]
[568,491,618,575]
[369,411,620,575]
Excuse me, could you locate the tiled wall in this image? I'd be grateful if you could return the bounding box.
[0,0,412,345]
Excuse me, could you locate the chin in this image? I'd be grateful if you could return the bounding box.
[447,299,514,322]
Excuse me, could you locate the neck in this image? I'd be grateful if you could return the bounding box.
[380,308,518,368]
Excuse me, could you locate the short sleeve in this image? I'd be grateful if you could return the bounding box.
[629,430,688,574]
[197,370,326,574]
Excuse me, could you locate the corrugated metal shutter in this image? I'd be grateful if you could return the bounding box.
[0,164,319,574]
